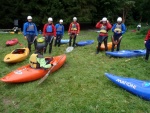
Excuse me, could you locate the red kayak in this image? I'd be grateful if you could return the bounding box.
[6,38,18,46]
[0,54,66,83]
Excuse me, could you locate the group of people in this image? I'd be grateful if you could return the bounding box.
[23,16,80,69]
[23,16,80,54]
[96,17,126,54]
[23,15,150,69]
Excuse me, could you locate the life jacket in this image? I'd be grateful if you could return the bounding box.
[114,24,122,32]
[71,23,77,31]
[46,24,53,33]
[27,23,35,32]
[99,25,107,33]
[29,53,39,68]
[56,24,63,32]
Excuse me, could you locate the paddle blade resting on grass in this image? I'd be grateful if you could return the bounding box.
[38,47,74,85]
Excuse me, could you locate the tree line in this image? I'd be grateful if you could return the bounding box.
[0,0,150,29]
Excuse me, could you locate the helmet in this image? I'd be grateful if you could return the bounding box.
[59,19,63,23]
[117,17,122,22]
[102,17,107,21]
[37,37,45,43]
[73,17,77,21]
[27,16,32,20]
[48,17,53,21]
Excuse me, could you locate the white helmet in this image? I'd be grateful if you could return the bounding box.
[102,17,107,21]
[73,17,77,21]
[27,16,32,20]
[117,17,122,22]
[59,19,63,23]
[48,17,53,22]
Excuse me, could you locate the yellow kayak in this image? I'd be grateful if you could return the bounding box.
[4,48,29,63]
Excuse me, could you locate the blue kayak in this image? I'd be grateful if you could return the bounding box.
[76,40,94,46]
[106,50,146,58]
[60,39,69,44]
[105,73,150,101]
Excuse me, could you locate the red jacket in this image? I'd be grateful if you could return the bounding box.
[68,22,80,34]
[96,22,112,36]
[43,23,56,37]
[145,30,150,41]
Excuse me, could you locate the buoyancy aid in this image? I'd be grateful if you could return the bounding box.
[71,23,77,30]
[114,24,122,32]
[29,53,39,68]
[56,24,63,32]
[27,23,35,32]
[99,25,107,33]
[46,25,53,32]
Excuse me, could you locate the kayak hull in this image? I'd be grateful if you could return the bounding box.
[1,54,66,83]
[106,50,146,58]
[76,40,94,46]
[105,73,150,101]
[100,42,116,51]
[60,39,69,44]
[4,48,29,63]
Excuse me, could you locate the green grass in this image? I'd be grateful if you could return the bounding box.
[0,28,150,113]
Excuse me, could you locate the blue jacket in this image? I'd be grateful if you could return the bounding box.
[23,22,38,36]
[112,23,126,35]
[55,24,64,35]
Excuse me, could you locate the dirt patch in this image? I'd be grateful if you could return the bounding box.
[3,98,19,109]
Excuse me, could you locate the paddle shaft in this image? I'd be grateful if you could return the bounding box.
[38,54,65,84]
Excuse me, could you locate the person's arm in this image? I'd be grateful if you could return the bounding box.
[95,22,102,29]
[77,23,80,34]
[68,23,72,35]
[106,21,112,30]
[112,24,116,32]
[43,24,46,37]
[53,25,56,37]
[121,24,126,34]
[34,23,38,36]
[23,23,27,36]
[62,25,64,36]
[144,30,150,43]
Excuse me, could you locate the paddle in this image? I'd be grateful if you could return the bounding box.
[38,46,74,84]
[30,38,36,44]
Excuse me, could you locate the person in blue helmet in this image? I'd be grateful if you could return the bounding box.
[23,16,38,52]
[54,19,64,47]
[111,17,126,52]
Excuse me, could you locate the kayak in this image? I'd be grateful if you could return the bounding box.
[105,50,146,58]
[4,48,29,63]
[99,42,116,51]
[6,38,18,46]
[105,73,150,101]
[61,39,69,44]
[1,54,66,83]
[76,40,94,46]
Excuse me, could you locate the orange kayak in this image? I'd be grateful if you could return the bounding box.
[100,42,116,51]
[1,54,66,83]
[4,48,29,63]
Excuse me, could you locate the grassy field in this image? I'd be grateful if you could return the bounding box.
[0,27,150,113]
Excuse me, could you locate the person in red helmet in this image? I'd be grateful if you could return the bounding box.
[68,17,80,47]
[96,17,112,54]
[43,17,56,54]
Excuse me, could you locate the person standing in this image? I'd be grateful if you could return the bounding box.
[111,17,126,52]
[144,30,150,61]
[96,17,112,54]
[54,19,64,47]
[68,17,80,47]
[23,16,38,52]
[43,17,56,54]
